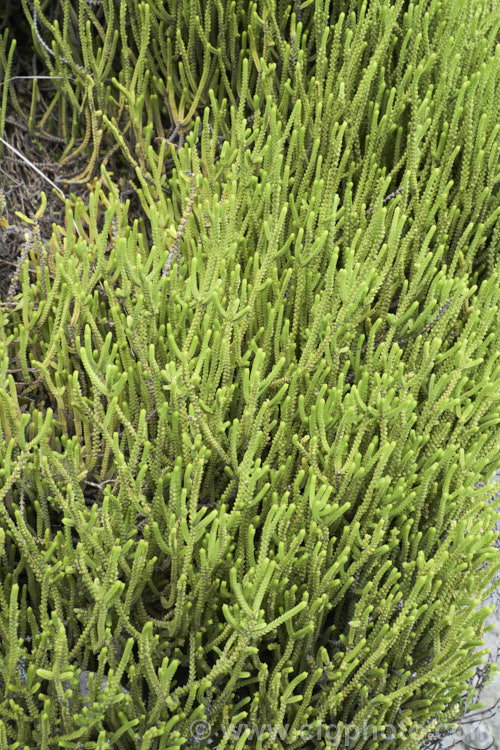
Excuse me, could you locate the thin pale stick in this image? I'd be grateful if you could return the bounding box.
[0,135,66,201]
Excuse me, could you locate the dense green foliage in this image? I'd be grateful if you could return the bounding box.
[1,0,500,747]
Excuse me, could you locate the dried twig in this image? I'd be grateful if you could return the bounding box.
[0,135,66,200]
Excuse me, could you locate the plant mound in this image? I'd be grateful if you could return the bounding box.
[0,0,500,748]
